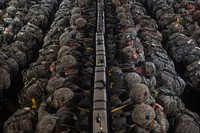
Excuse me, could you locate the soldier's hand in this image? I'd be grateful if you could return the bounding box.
[49,62,56,72]
[152,103,164,115]
[152,103,163,111]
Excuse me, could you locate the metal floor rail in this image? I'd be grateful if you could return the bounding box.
[92,0,109,132]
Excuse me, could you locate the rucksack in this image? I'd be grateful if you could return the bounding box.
[3,108,38,133]
[166,35,197,64]
[22,61,51,82]
[183,47,200,66]
[184,59,200,94]
[0,51,19,76]
[18,78,48,106]
[43,27,65,48]
[171,109,200,133]
[24,4,48,29]
[39,44,60,63]
[156,66,186,96]
[37,108,78,133]
[145,46,175,70]
[1,45,27,68]
[156,94,185,115]
[109,66,124,94]
[137,16,158,29]
[138,28,162,43]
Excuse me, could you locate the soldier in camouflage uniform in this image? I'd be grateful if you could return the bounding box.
[124,83,169,131]
[130,103,169,133]
[134,61,157,90]
[122,45,145,66]
[3,107,38,133]
[70,13,82,28]
[37,87,78,133]
[2,6,17,44]
[50,54,81,87]
[124,72,141,90]
[50,54,78,75]
[129,83,155,105]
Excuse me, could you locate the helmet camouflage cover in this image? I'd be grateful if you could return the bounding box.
[53,87,74,105]
[132,103,156,128]
[129,83,155,104]
[75,17,87,28]
[6,6,16,16]
[124,72,141,90]
[144,61,156,77]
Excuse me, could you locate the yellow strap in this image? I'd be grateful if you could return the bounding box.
[176,18,180,24]
[108,67,121,76]
[152,89,158,97]
[75,106,89,113]
[176,18,181,33]
[127,124,136,132]
[80,88,90,95]
[111,103,130,113]
[84,47,94,51]
[110,91,125,102]
[31,98,37,109]
[109,82,113,89]
[24,82,28,88]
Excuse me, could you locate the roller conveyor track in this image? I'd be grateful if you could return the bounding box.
[92,0,109,132]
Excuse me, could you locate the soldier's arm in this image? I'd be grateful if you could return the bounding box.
[153,103,169,132]
[150,120,167,133]
[38,102,50,121]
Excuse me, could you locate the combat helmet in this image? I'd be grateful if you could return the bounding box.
[115,6,125,14]
[129,83,155,104]
[117,12,126,21]
[75,17,87,28]
[132,103,156,128]
[60,55,77,67]
[71,7,81,15]
[143,61,156,77]
[119,19,132,29]
[70,13,82,25]
[122,46,137,60]
[6,6,16,17]
[122,4,130,12]
[124,72,141,90]
[125,27,137,38]
[57,46,71,60]
[53,87,74,106]
[59,30,71,45]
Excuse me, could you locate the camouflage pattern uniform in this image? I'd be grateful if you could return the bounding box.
[130,103,169,133]
[37,88,78,133]
[3,107,38,133]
